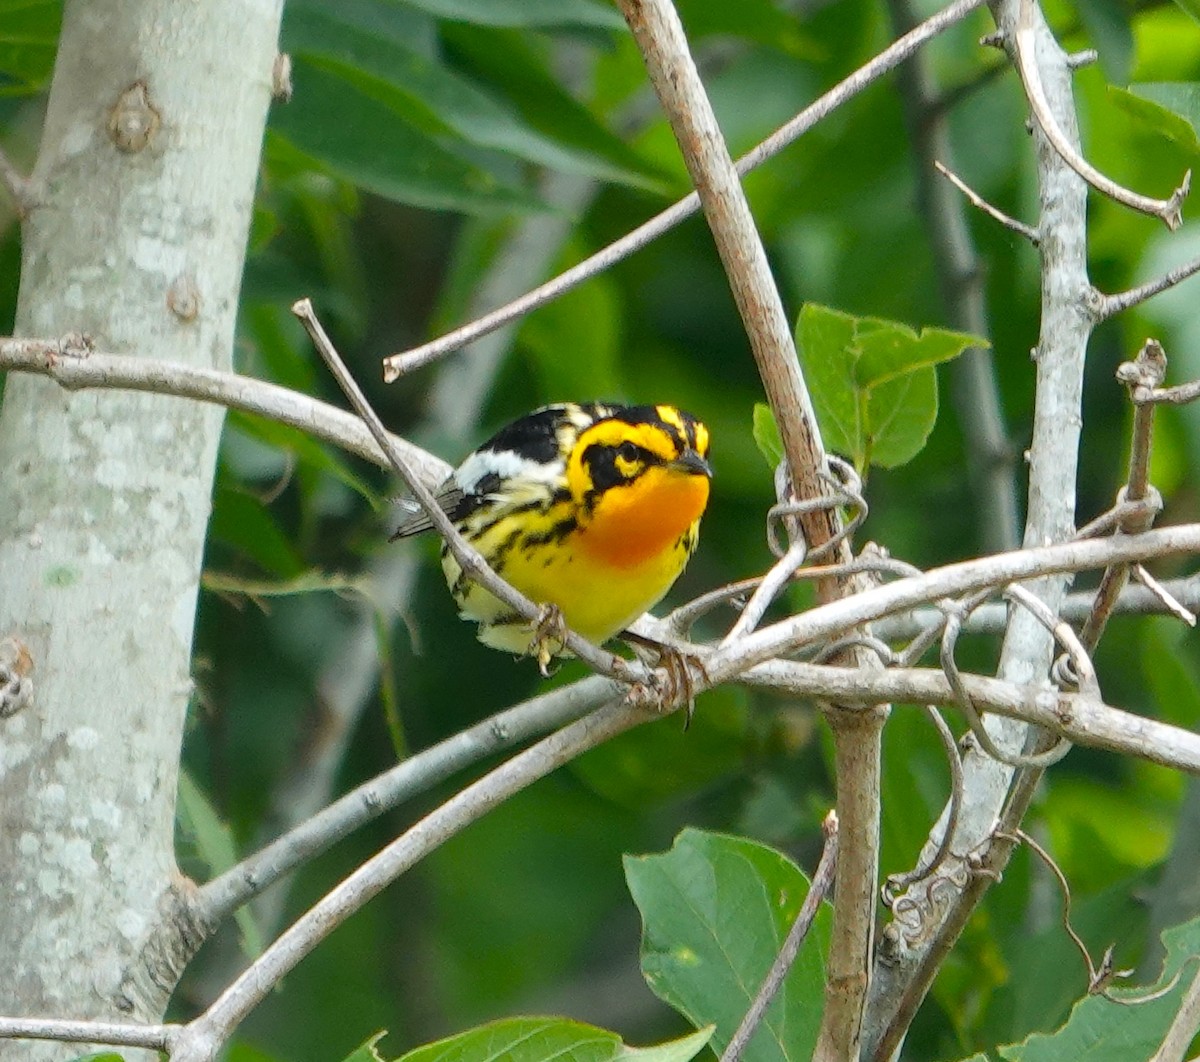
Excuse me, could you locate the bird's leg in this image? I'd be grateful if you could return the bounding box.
[529,603,569,676]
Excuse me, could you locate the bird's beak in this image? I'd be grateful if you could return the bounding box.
[670,448,713,478]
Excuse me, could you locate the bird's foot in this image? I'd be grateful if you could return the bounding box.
[621,630,710,728]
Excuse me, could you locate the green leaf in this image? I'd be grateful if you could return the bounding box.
[282,4,652,188]
[1076,0,1133,82]
[64,1056,124,1062]
[796,303,983,471]
[997,913,1200,1062]
[208,485,306,579]
[393,1018,711,1062]
[0,0,60,93]
[625,828,831,1061]
[340,1032,388,1062]
[176,772,264,958]
[441,24,669,192]
[269,59,543,215]
[752,402,784,470]
[397,0,624,30]
[1111,83,1200,157]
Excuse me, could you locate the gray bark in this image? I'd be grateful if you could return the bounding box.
[0,0,283,1056]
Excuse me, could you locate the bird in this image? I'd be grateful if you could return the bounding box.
[390,402,712,663]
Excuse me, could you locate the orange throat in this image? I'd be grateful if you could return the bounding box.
[577,469,709,569]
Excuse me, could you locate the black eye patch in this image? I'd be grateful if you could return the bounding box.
[583,441,659,492]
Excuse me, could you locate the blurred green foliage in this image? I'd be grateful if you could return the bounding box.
[6,0,1200,1058]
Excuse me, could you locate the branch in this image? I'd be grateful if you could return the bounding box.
[705,527,1200,683]
[610,3,888,1052]
[613,0,828,533]
[873,574,1200,640]
[1078,339,1167,652]
[742,664,1200,774]
[1013,0,1189,229]
[0,1017,176,1051]
[1090,253,1200,321]
[0,335,450,484]
[169,699,643,1062]
[175,538,1200,935]
[381,0,988,381]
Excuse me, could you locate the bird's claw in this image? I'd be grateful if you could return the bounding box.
[622,632,709,728]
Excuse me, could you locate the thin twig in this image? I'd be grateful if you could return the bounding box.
[1140,381,1200,405]
[1002,828,1200,1005]
[720,811,839,1062]
[1091,253,1200,321]
[1132,565,1197,626]
[1013,0,1189,229]
[1007,829,1114,991]
[939,590,1071,767]
[661,578,764,637]
[291,299,644,688]
[934,160,1040,244]
[380,0,988,381]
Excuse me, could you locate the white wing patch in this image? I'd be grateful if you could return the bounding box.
[455,449,565,495]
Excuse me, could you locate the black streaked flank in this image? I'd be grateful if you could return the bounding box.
[517,515,579,551]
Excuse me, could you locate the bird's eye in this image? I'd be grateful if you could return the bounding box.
[617,441,639,463]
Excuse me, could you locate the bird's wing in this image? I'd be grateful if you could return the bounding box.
[388,479,470,540]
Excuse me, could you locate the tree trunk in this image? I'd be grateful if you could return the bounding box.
[0,1,283,1055]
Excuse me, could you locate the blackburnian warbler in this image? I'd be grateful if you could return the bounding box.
[390,402,712,657]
